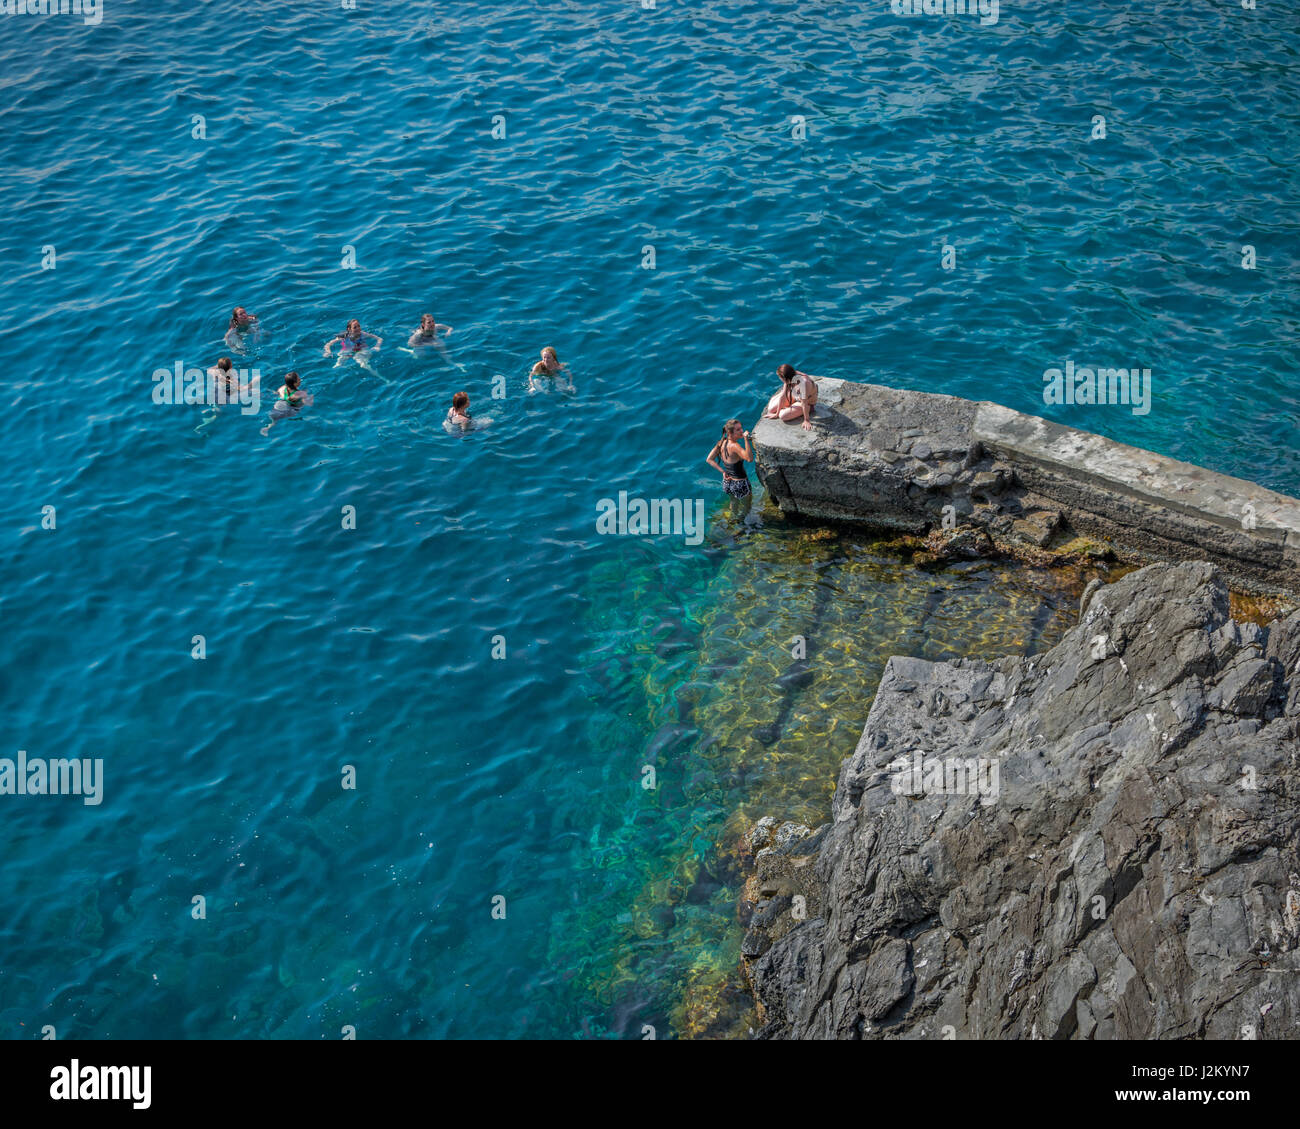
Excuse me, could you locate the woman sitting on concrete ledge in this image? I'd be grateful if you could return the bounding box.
[762,363,818,430]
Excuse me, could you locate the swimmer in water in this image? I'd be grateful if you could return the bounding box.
[323,319,382,370]
[208,356,239,400]
[197,357,261,431]
[528,346,573,393]
[260,371,313,436]
[197,356,238,432]
[408,313,453,349]
[224,307,262,354]
[446,390,472,431]
[705,418,754,519]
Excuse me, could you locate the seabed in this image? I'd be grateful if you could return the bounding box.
[560,493,1116,1038]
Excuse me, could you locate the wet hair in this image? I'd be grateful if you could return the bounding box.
[229,308,247,330]
[541,346,558,365]
[452,391,469,411]
[210,356,235,394]
[346,319,362,336]
[777,364,797,382]
[284,371,301,391]
[421,313,436,327]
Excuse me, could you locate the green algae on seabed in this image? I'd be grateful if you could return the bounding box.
[553,499,1103,1039]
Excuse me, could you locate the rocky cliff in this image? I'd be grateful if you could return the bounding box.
[741,561,1300,1039]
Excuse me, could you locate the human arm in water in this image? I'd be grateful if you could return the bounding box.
[322,334,341,357]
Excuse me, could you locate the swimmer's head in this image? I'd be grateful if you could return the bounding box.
[452,391,469,411]
[541,346,559,368]
[230,307,252,329]
[777,364,797,384]
[722,418,742,440]
[217,357,233,372]
[284,371,301,391]
[421,314,436,331]
[346,319,362,336]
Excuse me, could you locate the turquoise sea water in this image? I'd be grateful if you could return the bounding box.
[1,1,1297,1038]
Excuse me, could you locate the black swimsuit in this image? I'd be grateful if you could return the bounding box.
[720,443,751,499]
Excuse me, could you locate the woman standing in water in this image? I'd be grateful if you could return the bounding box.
[705,418,754,519]
[323,318,382,370]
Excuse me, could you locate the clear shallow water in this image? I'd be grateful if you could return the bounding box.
[0,2,1296,1038]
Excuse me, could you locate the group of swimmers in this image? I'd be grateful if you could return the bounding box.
[706,364,819,518]
[211,306,572,434]
[441,345,570,430]
[221,307,423,363]
[217,307,819,524]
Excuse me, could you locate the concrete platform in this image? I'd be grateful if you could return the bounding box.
[753,378,1300,594]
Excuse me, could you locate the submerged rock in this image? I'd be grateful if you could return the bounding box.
[742,561,1300,1039]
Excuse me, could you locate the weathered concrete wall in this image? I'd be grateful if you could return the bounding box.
[753,378,1300,594]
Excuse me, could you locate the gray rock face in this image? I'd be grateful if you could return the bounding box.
[753,379,1300,594]
[743,562,1300,1039]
